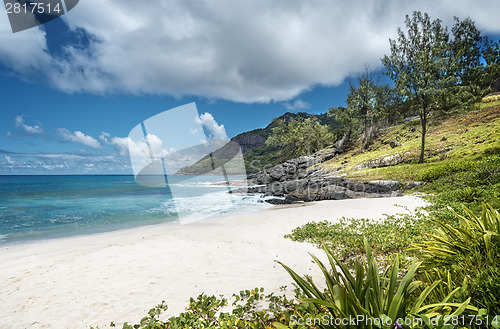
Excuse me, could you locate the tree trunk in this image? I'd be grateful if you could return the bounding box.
[336,129,351,154]
[419,112,427,164]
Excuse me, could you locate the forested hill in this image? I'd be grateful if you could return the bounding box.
[176,112,341,175]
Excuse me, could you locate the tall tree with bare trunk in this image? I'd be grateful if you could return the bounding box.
[382,11,455,163]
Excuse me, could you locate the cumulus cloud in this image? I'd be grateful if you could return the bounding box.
[283,99,311,111]
[4,155,14,165]
[14,115,43,134]
[57,128,101,149]
[0,10,52,75]
[1,1,500,102]
[99,132,130,156]
[196,112,228,141]
[100,132,173,158]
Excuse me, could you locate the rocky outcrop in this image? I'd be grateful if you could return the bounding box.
[285,179,404,202]
[239,150,422,203]
[247,156,324,185]
[235,177,421,202]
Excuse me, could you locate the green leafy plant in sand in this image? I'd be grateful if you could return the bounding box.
[284,211,435,268]
[277,238,481,329]
[414,203,500,315]
[97,287,321,329]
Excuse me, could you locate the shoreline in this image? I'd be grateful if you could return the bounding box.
[0,196,427,329]
[0,193,272,248]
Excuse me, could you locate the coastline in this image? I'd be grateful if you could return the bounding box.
[0,196,427,329]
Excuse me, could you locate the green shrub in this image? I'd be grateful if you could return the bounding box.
[476,155,500,186]
[284,211,434,264]
[453,187,484,203]
[419,161,476,182]
[414,203,500,314]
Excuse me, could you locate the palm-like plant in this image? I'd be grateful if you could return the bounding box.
[415,203,500,265]
[276,238,477,329]
[414,203,500,314]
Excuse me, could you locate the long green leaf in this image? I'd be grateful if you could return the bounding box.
[387,259,421,321]
[417,301,478,313]
[410,280,441,313]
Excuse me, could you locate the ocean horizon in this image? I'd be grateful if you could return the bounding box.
[0,174,266,245]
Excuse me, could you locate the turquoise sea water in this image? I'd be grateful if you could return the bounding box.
[0,175,264,245]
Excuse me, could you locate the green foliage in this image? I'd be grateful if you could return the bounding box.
[414,154,500,208]
[483,94,500,103]
[481,39,500,92]
[329,69,397,150]
[266,117,333,157]
[382,11,456,163]
[450,16,484,90]
[278,238,480,329]
[284,212,434,262]
[453,187,484,203]
[243,145,294,174]
[419,161,477,183]
[415,203,500,314]
[120,301,168,329]
[112,287,321,329]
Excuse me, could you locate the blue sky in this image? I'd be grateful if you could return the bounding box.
[1,0,499,175]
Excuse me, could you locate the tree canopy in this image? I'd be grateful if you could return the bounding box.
[382,11,455,163]
[330,69,396,150]
[266,117,332,157]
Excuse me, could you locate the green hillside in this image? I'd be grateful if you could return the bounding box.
[318,99,500,207]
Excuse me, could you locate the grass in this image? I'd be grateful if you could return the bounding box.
[482,93,500,103]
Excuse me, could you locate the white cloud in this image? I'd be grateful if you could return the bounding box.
[196,112,228,141]
[100,132,173,158]
[1,1,500,102]
[146,133,174,158]
[0,10,52,75]
[283,99,311,111]
[4,155,14,164]
[100,132,135,156]
[57,128,101,149]
[14,115,43,134]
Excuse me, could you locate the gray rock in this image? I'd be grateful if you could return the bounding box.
[368,180,400,190]
[243,150,421,203]
[354,152,410,170]
[265,198,300,205]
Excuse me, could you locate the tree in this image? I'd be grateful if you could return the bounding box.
[346,69,395,149]
[482,38,500,92]
[382,11,454,163]
[450,16,484,88]
[329,69,396,151]
[346,71,378,148]
[266,117,332,157]
[328,106,355,153]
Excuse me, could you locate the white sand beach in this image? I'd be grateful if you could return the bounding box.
[0,196,427,329]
